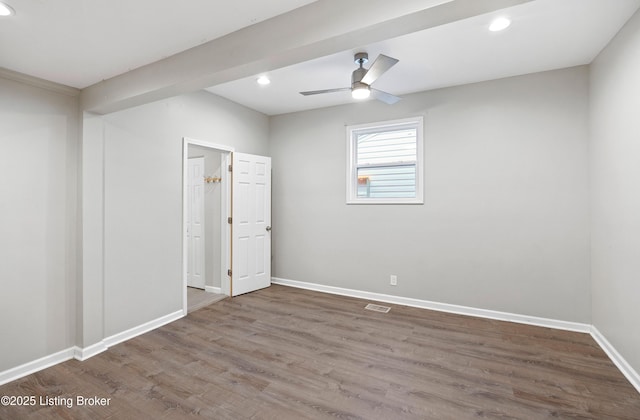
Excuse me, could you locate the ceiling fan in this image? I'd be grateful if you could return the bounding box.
[299,52,401,104]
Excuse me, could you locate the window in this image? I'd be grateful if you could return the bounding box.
[346,117,423,204]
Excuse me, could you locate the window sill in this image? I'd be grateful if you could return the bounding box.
[346,198,424,205]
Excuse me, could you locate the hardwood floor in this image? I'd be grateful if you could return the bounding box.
[187,287,227,313]
[1,285,639,419]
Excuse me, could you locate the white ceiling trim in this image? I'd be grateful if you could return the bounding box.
[0,67,80,97]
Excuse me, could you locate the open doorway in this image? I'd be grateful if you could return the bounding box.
[182,137,233,315]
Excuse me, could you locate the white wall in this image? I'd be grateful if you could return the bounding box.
[0,80,268,375]
[97,91,268,337]
[78,112,107,348]
[270,66,591,323]
[590,9,640,374]
[0,76,79,371]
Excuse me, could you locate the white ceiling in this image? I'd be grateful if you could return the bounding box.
[0,0,316,88]
[208,0,640,115]
[1,0,639,116]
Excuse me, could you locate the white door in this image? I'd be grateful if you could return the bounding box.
[231,153,271,296]
[187,157,205,289]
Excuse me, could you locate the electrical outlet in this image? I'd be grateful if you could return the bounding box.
[390,275,397,286]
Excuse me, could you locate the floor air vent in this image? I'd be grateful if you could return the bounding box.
[365,303,391,313]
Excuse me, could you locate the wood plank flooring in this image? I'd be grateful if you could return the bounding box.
[187,287,227,313]
[1,284,639,419]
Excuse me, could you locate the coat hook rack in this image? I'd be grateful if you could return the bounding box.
[204,176,222,184]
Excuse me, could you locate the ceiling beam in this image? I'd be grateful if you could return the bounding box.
[80,0,531,114]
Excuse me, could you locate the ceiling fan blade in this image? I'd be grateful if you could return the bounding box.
[299,87,350,96]
[361,54,399,85]
[371,88,401,105]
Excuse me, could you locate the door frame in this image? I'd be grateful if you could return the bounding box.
[182,137,234,315]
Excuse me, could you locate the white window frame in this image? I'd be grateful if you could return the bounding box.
[346,116,424,205]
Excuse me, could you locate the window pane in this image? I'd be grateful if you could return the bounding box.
[357,165,416,198]
[356,128,417,166]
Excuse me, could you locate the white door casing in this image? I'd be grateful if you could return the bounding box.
[182,138,234,315]
[231,152,272,296]
[187,157,205,289]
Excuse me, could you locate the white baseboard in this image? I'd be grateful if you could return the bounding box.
[591,326,640,394]
[73,342,108,361]
[75,310,183,359]
[103,310,183,348]
[272,277,640,394]
[0,347,75,386]
[4,283,638,397]
[272,277,591,333]
[0,310,184,386]
[205,286,222,294]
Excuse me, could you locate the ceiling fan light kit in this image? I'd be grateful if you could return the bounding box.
[300,52,401,104]
[352,83,370,99]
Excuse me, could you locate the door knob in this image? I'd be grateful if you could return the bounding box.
[266,226,272,231]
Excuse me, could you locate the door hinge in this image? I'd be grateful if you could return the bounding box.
[227,269,232,277]
[227,217,232,224]
[228,164,233,172]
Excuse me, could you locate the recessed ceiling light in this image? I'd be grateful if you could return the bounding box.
[256,75,271,85]
[489,17,511,32]
[0,2,15,16]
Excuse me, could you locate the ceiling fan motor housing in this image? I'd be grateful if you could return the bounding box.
[352,52,370,89]
[354,52,369,65]
[352,67,368,87]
